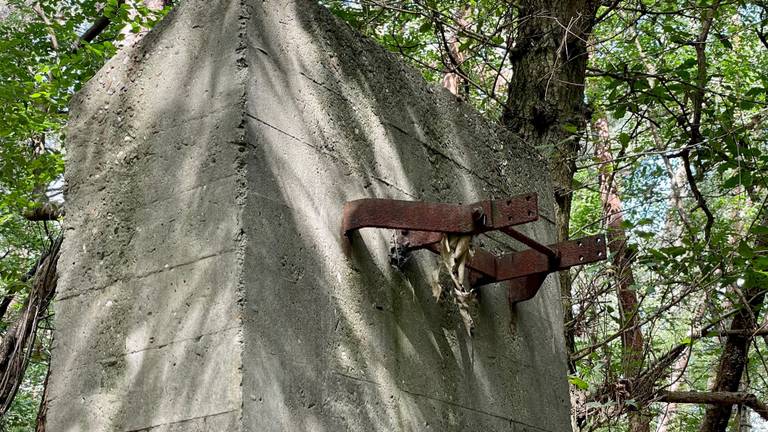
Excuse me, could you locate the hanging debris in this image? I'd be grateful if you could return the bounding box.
[435,234,476,334]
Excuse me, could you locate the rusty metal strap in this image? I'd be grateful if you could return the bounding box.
[494,234,605,281]
[469,235,606,305]
[342,193,539,236]
[341,194,606,304]
[466,234,605,287]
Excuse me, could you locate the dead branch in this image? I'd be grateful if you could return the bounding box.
[658,391,768,421]
[23,203,63,222]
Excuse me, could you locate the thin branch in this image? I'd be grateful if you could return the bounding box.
[23,203,63,222]
[76,0,126,47]
[680,148,714,242]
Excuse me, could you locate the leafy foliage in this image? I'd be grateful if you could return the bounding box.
[0,0,168,428]
[1,0,767,429]
[324,0,768,430]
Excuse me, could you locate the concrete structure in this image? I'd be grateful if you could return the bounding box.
[49,1,572,430]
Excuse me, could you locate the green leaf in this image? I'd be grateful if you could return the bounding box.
[636,218,653,226]
[563,123,579,133]
[738,241,754,258]
[660,246,686,257]
[677,58,697,70]
[636,230,655,240]
[722,173,743,189]
[613,105,627,119]
[754,256,768,270]
[618,132,630,146]
[568,376,590,390]
[717,34,733,50]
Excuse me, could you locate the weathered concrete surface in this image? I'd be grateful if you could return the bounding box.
[49,0,572,431]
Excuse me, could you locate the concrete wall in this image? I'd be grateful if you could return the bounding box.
[49,1,572,431]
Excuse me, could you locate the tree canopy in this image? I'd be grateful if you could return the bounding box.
[1,0,768,431]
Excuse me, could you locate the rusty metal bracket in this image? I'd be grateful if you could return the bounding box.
[343,194,539,236]
[341,193,606,304]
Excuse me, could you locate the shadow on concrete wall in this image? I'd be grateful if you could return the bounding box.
[52,1,248,430]
[49,0,571,431]
[238,1,568,431]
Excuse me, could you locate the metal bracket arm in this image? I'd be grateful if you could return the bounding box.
[341,194,606,305]
[342,193,539,237]
[472,235,605,284]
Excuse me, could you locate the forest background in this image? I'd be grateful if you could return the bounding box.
[1,0,767,431]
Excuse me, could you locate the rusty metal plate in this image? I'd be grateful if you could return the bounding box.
[341,193,606,305]
[396,230,442,250]
[556,234,606,268]
[508,274,549,304]
[342,194,539,237]
[479,234,607,284]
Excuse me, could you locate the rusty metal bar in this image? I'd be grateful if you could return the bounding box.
[342,193,539,237]
[397,233,605,288]
[396,230,442,250]
[446,244,498,279]
[492,234,605,283]
[556,235,606,268]
[500,227,559,260]
[467,234,605,289]
[341,194,606,305]
[395,234,498,278]
[508,274,549,304]
[494,234,605,304]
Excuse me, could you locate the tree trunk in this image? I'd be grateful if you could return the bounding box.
[0,294,15,322]
[699,182,767,432]
[594,117,649,432]
[700,266,766,429]
[501,0,599,380]
[440,6,469,97]
[738,405,752,432]
[0,237,61,416]
[34,365,50,432]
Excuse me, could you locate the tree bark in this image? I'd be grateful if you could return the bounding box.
[0,294,15,323]
[700,245,767,430]
[501,0,599,380]
[34,365,50,432]
[594,117,649,432]
[440,6,469,97]
[661,391,768,421]
[0,237,61,416]
[699,172,767,431]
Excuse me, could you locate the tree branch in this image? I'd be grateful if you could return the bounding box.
[680,148,714,241]
[23,203,63,222]
[658,391,768,421]
[76,0,126,47]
